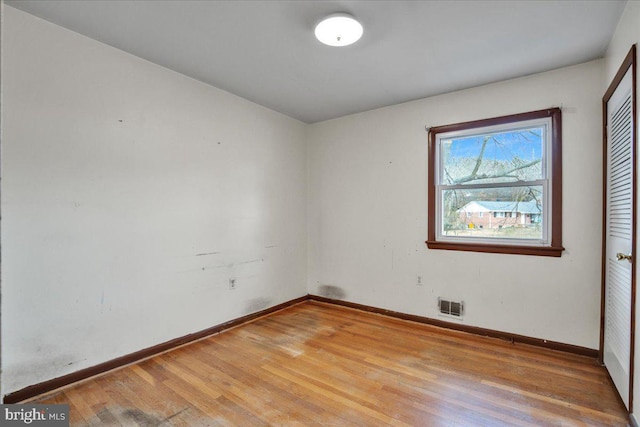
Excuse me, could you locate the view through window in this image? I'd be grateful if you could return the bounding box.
[427,108,563,256]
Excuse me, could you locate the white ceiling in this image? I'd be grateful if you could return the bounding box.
[6,0,627,123]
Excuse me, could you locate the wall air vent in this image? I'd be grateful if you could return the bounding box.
[438,298,464,317]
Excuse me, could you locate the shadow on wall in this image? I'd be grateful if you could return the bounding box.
[317,285,346,300]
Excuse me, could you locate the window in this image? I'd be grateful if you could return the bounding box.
[427,108,563,257]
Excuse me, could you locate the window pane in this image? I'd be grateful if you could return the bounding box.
[442,186,543,240]
[441,127,544,185]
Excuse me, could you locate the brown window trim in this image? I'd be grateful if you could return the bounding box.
[426,108,564,257]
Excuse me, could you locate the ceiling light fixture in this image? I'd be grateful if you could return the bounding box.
[314,13,363,47]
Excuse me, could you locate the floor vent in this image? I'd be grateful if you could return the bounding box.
[439,298,463,317]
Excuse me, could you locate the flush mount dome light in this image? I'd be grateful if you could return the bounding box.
[315,13,363,47]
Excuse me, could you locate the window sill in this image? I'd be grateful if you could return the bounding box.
[425,240,564,257]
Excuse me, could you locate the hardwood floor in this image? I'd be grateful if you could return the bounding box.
[35,301,628,426]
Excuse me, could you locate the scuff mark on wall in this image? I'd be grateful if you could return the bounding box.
[264,245,277,249]
[10,354,85,389]
[198,259,263,272]
[237,258,263,265]
[245,297,272,313]
[317,285,347,300]
[195,251,220,257]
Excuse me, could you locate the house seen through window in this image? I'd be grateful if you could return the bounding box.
[427,108,563,257]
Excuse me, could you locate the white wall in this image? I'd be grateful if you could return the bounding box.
[1,6,308,396]
[308,60,604,349]
[604,0,640,418]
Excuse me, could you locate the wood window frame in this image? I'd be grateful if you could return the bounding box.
[426,108,564,257]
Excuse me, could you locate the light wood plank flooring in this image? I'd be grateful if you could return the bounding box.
[35,301,628,426]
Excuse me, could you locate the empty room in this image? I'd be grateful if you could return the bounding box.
[2,0,640,425]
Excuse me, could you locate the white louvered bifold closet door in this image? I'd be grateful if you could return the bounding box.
[604,67,634,410]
